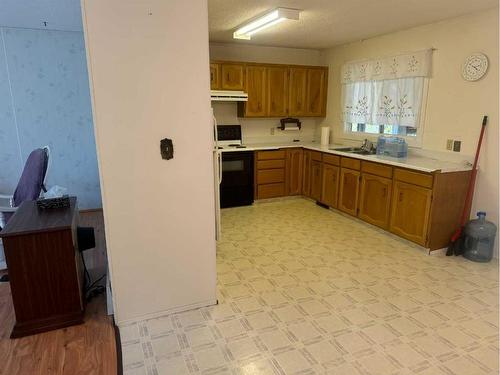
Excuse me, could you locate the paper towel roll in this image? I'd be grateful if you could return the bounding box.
[320,127,330,146]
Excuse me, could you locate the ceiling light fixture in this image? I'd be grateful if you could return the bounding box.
[233,8,300,40]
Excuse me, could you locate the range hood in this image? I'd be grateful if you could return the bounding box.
[210,90,248,102]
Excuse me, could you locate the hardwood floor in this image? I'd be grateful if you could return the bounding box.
[0,209,118,375]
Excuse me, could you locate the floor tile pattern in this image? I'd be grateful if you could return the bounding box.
[121,198,499,374]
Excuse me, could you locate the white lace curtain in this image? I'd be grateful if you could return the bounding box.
[341,50,432,128]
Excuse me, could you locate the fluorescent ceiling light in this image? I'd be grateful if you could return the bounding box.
[233,8,300,40]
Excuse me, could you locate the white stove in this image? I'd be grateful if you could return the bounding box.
[216,125,246,149]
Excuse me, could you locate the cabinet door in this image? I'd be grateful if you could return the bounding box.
[302,150,311,197]
[267,66,289,117]
[321,163,339,208]
[390,181,432,246]
[288,67,308,116]
[338,168,360,216]
[244,65,267,117]
[359,174,392,229]
[306,68,327,116]
[210,63,220,90]
[286,149,303,195]
[310,160,323,201]
[221,63,245,90]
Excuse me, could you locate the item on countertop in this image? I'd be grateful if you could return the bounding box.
[446,115,488,256]
[320,127,330,146]
[376,136,408,158]
[36,195,70,209]
[462,212,496,262]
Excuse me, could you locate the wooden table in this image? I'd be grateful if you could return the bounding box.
[0,197,84,338]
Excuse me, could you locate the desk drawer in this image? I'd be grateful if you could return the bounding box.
[394,168,433,188]
[323,154,340,166]
[362,161,393,178]
[341,157,361,170]
[257,169,285,184]
[257,159,286,170]
[256,150,286,160]
[257,183,285,199]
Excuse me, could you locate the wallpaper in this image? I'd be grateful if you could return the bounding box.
[0,27,101,208]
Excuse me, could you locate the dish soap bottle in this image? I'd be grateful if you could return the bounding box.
[463,212,497,262]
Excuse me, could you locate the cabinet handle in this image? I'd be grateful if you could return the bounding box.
[399,191,403,202]
[382,187,387,198]
[226,73,230,81]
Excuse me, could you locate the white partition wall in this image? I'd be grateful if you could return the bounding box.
[81,0,216,324]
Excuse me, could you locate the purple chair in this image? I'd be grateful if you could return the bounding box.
[0,147,50,276]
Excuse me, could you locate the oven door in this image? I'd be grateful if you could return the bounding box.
[220,152,254,208]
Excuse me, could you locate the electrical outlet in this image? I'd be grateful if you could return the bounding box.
[446,139,453,151]
[453,140,461,152]
[270,127,275,135]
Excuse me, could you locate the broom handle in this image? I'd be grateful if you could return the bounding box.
[460,115,487,226]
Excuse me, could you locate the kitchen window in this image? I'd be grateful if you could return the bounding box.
[340,50,432,146]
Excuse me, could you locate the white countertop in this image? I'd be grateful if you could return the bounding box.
[218,142,473,173]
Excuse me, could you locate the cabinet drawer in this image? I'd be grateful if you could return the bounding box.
[311,151,322,162]
[257,159,286,170]
[341,157,361,170]
[257,169,285,184]
[257,183,285,199]
[322,154,340,166]
[394,168,433,189]
[256,150,286,160]
[361,161,392,178]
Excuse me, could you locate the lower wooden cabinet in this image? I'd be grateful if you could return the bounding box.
[321,163,339,208]
[286,149,303,195]
[338,168,360,216]
[358,173,392,229]
[302,150,311,197]
[389,181,432,246]
[310,160,322,201]
[251,149,470,251]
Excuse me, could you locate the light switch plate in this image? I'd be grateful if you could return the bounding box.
[453,140,461,152]
[446,139,453,151]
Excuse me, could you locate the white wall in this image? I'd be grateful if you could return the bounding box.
[210,43,325,143]
[82,0,216,323]
[321,9,499,255]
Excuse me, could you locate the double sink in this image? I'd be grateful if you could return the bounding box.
[330,147,376,156]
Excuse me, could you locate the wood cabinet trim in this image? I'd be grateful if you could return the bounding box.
[361,161,392,178]
[341,157,361,171]
[394,168,433,189]
[358,173,392,229]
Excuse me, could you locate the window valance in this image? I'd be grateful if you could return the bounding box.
[341,49,432,84]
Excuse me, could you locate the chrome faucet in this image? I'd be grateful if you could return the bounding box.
[361,139,375,153]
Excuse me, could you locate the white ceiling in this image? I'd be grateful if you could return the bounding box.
[209,0,498,49]
[0,0,82,31]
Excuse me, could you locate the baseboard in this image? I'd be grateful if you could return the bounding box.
[116,298,217,327]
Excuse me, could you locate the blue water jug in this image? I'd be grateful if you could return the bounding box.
[463,212,497,262]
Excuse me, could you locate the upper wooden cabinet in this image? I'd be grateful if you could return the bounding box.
[210,63,220,90]
[286,148,303,195]
[241,65,267,117]
[211,60,328,118]
[267,66,289,117]
[221,63,245,90]
[288,67,308,117]
[306,68,327,116]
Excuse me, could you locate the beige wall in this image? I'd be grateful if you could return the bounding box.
[321,9,499,253]
[82,0,216,323]
[210,43,325,143]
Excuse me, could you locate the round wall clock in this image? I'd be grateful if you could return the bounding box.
[462,53,489,81]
